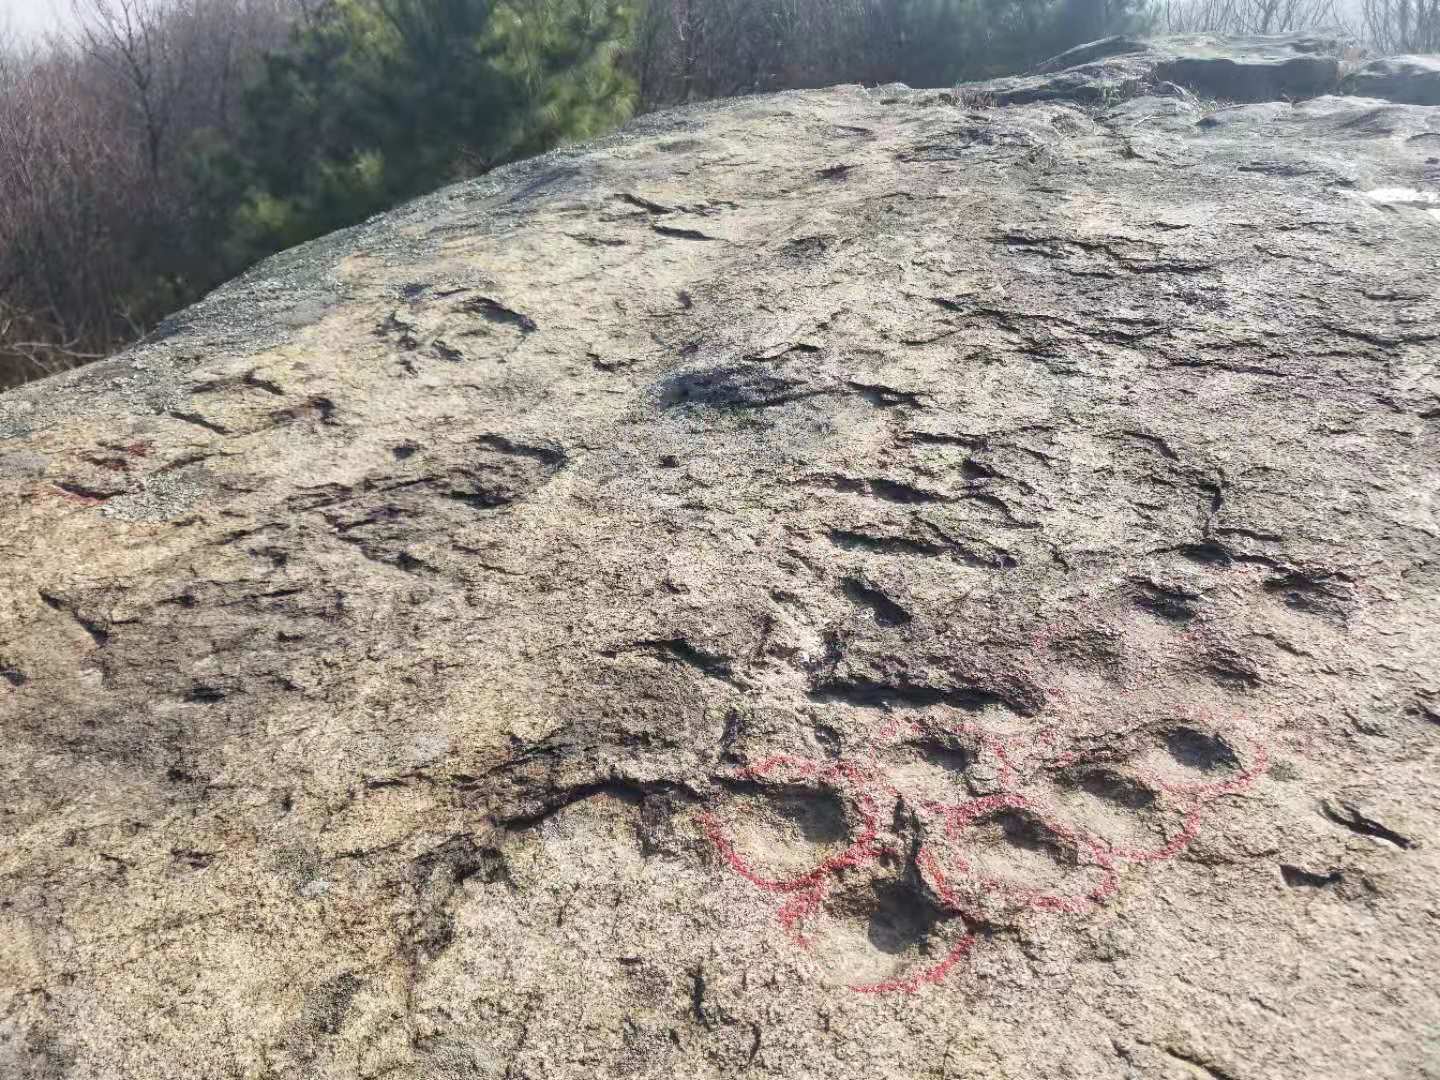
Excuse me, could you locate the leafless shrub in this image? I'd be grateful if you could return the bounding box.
[633,0,1156,111]
[0,40,139,387]
[1360,0,1440,51]
[635,0,899,108]
[1158,0,1352,35]
[74,0,296,176]
[0,0,299,388]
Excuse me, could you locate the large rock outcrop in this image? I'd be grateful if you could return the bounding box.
[2,34,1438,1080]
[1343,53,1440,105]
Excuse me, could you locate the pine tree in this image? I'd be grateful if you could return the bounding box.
[212,0,635,264]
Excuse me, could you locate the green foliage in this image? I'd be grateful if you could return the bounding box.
[492,0,638,153]
[214,0,637,264]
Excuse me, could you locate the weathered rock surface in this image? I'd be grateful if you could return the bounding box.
[981,32,1350,104]
[3,34,1439,1080]
[1343,53,1440,105]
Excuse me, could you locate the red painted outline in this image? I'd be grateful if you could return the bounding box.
[704,714,1267,995]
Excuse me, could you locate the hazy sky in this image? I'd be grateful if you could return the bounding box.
[1,0,76,41]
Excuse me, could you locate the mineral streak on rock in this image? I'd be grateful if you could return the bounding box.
[2,32,1439,1080]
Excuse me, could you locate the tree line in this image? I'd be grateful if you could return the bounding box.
[1,0,1420,389]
